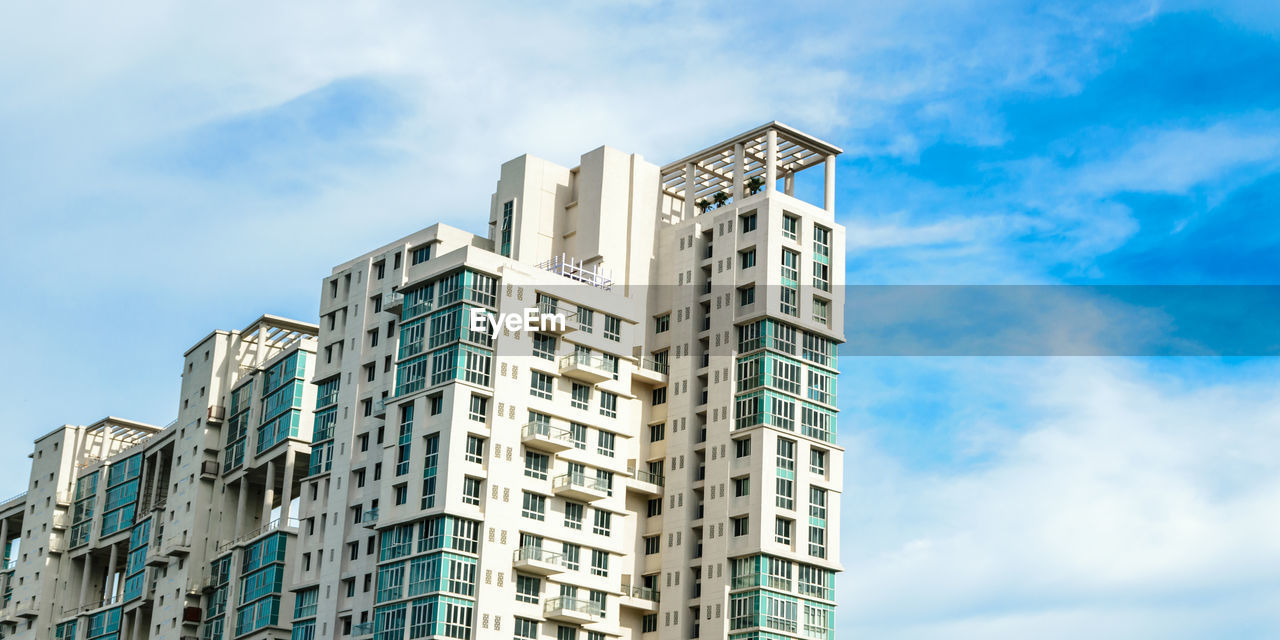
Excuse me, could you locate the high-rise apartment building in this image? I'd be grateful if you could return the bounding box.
[1,122,842,640]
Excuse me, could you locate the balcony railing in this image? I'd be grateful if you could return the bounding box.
[628,468,665,487]
[627,585,660,602]
[553,473,609,494]
[537,254,613,291]
[544,596,603,618]
[636,357,667,375]
[522,422,572,444]
[513,546,563,565]
[352,622,375,637]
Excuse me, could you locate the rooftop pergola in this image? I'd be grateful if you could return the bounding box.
[660,122,843,215]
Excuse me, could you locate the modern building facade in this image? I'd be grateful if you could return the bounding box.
[1,122,843,640]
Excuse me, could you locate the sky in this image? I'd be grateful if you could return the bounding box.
[2,1,1279,637]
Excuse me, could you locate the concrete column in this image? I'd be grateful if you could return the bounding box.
[732,142,745,203]
[279,451,296,526]
[104,543,118,602]
[121,611,132,640]
[146,456,159,510]
[132,607,144,640]
[765,129,778,194]
[684,162,697,218]
[1,517,9,563]
[824,154,836,213]
[262,460,277,525]
[133,607,145,640]
[784,170,795,196]
[235,478,248,536]
[78,554,93,607]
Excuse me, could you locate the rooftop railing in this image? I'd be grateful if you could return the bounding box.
[537,254,613,291]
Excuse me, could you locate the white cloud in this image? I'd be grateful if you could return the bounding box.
[839,358,1280,638]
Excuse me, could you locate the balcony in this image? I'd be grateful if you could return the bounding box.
[543,596,603,623]
[384,291,404,314]
[559,353,613,384]
[625,468,664,496]
[161,532,192,557]
[552,473,610,502]
[538,254,614,291]
[521,422,574,453]
[620,585,660,612]
[372,398,388,418]
[352,622,375,637]
[362,508,379,529]
[535,300,577,335]
[631,358,668,385]
[512,546,565,575]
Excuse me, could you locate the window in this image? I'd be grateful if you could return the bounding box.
[515,617,538,639]
[814,225,831,258]
[808,526,826,558]
[777,438,795,470]
[578,308,594,333]
[776,518,793,545]
[592,509,612,536]
[732,516,750,536]
[599,392,617,418]
[643,614,658,633]
[596,431,615,457]
[603,315,621,341]
[781,249,799,282]
[741,212,757,233]
[411,244,431,265]
[462,477,481,506]
[515,574,540,604]
[810,487,827,520]
[465,436,484,464]
[428,394,443,415]
[644,536,660,555]
[530,372,553,400]
[733,477,750,497]
[740,248,756,268]
[571,383,591,410]
[521,492,546,521]
[561,543,581,571]
[655,314,670,333]
[564,502,584,530]
[646,499,662,517]
[810,449,827,476]
[734,438,751,458]
[468,395,488,423]
[813,261,830,291]
[776,477,794,511]
[739,286,755,307]
[524,452,549,480]
[569,423,587,450]
[782,214,798,240]
[590,549,609,577]
[650,423,665,442]
[532,333,556,360]
[500,201,514,257]
[651,387,666,405]
[813,298,829,325]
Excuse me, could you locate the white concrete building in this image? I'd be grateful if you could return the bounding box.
[293,123,844,640]
[1,122,842,640]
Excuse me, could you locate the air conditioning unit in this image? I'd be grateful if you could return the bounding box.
[200,460,219,478]
[207,405,227,423]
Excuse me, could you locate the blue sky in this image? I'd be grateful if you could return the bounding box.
[2,1,1279,637]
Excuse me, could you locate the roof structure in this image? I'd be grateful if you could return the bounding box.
[659,121,843,203]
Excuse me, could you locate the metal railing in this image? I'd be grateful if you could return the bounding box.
[215,516,299,552]
[627,585,660,602]
[560,352,614,373]
[628,468,665,487]
[636,357,667,375]
[553,473,609,494]
[544,596,603,618]
[537,254,614,291]
[522,422,572,443]
[513,546,563,566]
[0,492,26,506]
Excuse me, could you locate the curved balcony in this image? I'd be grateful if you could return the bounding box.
[552,473,610,502]
[521,422,573,453]
[512,546,565,575]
